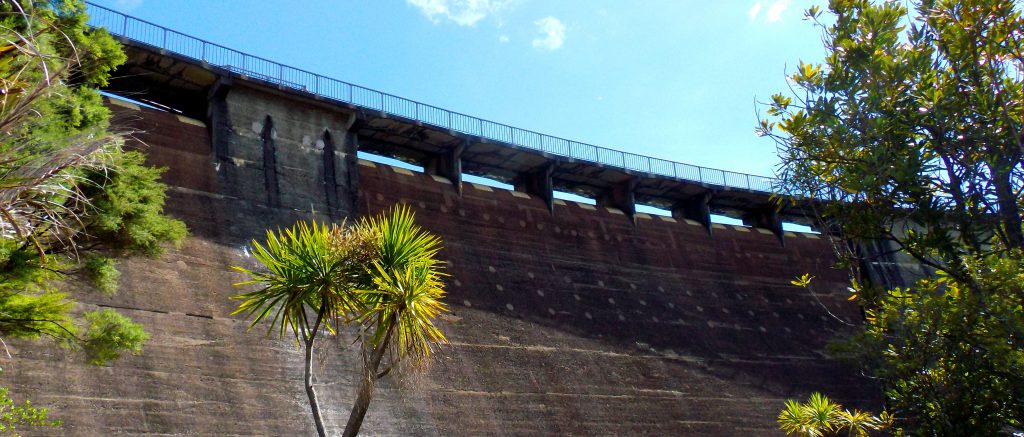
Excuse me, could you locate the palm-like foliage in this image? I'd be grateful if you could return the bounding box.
[354,203,446,360]
[231,221,362,341]
[232,205,448,437]
[359,262,447,362]
[778,392,889,437]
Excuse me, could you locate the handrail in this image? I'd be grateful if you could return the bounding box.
[85,2,781,194]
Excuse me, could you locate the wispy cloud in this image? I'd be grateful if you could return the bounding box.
[406,0,516,27]
[747,2,763,21]
[765,0,791,22]
[498,35,510,43]
[532,16,566,51]
[748,0,791,23]
[114,0,143,10]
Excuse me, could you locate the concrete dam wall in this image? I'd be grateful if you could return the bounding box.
[2,76,876,436]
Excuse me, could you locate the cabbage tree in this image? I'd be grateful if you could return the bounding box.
[232,205,448,437]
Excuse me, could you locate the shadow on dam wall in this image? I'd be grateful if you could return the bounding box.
[1,100,877,436]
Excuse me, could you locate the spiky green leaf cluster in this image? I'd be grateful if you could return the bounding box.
[356,205,447,361]
[233,205,449,360]
[779,392,890,437]
[232,220,367,342]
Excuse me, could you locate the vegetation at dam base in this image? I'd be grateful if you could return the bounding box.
[0,0,185,433]
[232,205,449,437]
[762,0,1024,435]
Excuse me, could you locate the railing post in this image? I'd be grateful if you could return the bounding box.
[122,15,127,35]
[348,84,353,103]
[201,42,206,61]
[746,174,751,190]
[479,119,483,136]
[447,111,452,129]
[162,29,167,48]
[697,167,703,183]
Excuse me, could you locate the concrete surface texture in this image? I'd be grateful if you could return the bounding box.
[3,91,876,436]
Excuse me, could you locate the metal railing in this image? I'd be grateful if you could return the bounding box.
[86,2,780,194]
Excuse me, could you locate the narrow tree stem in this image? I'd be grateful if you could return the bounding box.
[305,304,328,437]
[342,312,398,437]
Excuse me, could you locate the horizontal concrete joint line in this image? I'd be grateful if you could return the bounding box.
[167,186,239,201]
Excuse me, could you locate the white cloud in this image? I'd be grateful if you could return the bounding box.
[499,35,510,43]
[748,2,763,21]
[114,0,143,10]
[765,0,791,22]
[532,16,566,51]
[406,0,516,27]
[748,0,791,23]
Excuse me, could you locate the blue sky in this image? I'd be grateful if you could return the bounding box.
[94,0,826,181]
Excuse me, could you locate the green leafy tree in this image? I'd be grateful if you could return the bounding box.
[0,386,61,436]
[232,205,448,437]
[0,0,184,363]
[760,0,1024,434]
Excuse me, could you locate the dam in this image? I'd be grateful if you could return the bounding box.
[4,3,876,435]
